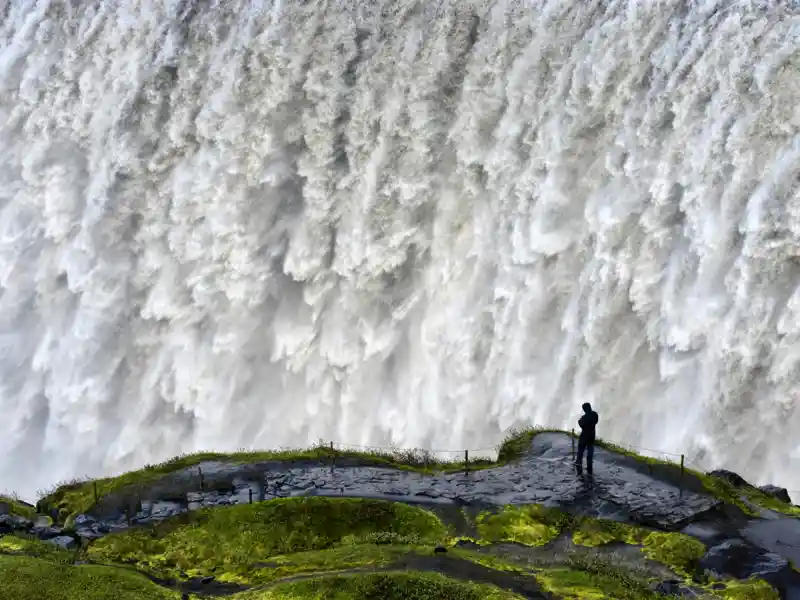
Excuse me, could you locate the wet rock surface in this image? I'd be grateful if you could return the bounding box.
[88,433,719,534]
[8,432,800,598]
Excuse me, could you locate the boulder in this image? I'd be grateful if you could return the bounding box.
[0,514,33,532]
[759,485,792,505]
[653,579,703,598]
[0,501,10,516]
[73,514,97,527]
[707,470,752,488]
[700,538,789,580]
[32,525,64,540]
[33,515,52,528]
[46,536,78,551]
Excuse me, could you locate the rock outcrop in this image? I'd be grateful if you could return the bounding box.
[4,431,800,599]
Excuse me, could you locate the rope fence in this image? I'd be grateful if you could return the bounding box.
[30,430,799,516]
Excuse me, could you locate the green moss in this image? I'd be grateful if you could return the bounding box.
[496,426,567,464]
[261,544,428,582]
[739,487,800,517]
[716,577,780,599]
[88,497,449,585]
[0,495,36,520]
[0,533,77,564]
[0,554,181,600]
[534,566,664,600]
[229,571,524,600]
[39,445,498,524]
[452,547,672,600]
[475,504,570,546]
[448,548,532,575]
[571,517,705,576]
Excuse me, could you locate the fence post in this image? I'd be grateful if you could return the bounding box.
[680,454,685,481]
[571,429,576,461]
[93,481,99,504]
[330,441,335,467]
[464,450,469,474]
[249,488,253,504]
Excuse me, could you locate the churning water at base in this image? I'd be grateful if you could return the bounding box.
[0,0,798,500]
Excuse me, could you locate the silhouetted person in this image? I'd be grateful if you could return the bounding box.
[575,402,599,475]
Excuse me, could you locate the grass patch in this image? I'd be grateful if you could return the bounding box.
[572,517,705,576]
[0,533,78,564]
[38,444,499,525]
[229,571,525,600]
[88,497,450,585]
[474,504,705,577]
[535,564,664,600]
[0,494,36,520]
[476,505,571,547]
[452,547,673,599]
[716,577,780,599]
[0,554,180,600]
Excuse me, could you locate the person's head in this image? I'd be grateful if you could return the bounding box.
[582,402,592,413]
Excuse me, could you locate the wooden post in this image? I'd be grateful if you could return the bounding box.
[198,467,204,491]
[93,481,99,504]
[464,450,469,474]
[571,429,575,461]
[249,488,253,504]
[680,454,685,481]
[330,441,335,468]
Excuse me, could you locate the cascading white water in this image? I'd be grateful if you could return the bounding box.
[0,0,798,501]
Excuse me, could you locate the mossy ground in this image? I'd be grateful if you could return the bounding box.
[87,497,450,585]
[39,426,798,525]
[229,571,525,599]
[10,429,794,599]
[0,494,786,599]
[0,494,36,519]
[0,554,181,600]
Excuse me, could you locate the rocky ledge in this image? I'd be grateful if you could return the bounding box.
[2,431,800,599]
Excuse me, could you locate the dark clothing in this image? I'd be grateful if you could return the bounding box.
[578,410,598,442]
[577,438,594,475]
[576,409,599,475]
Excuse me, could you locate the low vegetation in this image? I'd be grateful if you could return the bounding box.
[0,494,36,519]
[87,497,450,585]
[0,555,180,600]
[228,571,525,600]
[5,428,794,599]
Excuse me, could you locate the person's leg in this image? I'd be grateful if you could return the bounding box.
[587,441,594,475]
[576,439,586,468]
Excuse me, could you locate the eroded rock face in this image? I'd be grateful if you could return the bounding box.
[653,579,703,598]
[699,538,789,580]
[707,470,751,488]
[759,485,792,504]
[45,536,77,551]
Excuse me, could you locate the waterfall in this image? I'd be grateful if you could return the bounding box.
[1,0,798,500]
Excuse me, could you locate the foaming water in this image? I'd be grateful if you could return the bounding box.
[0,0,799,500]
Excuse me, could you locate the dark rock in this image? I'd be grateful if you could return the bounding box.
[653,579,702,598]
[434,546,448,554]
[708,470,752,488]
[32,526,64,540]
[710,582,726,590]
[759,485,792,504]
[75,528,104,541]
[700,538,789,580]
[46,536,78,551]
[0,514,33,531]
[73,514,97,527]
[200,576,215,584]
[0,502,9,516]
